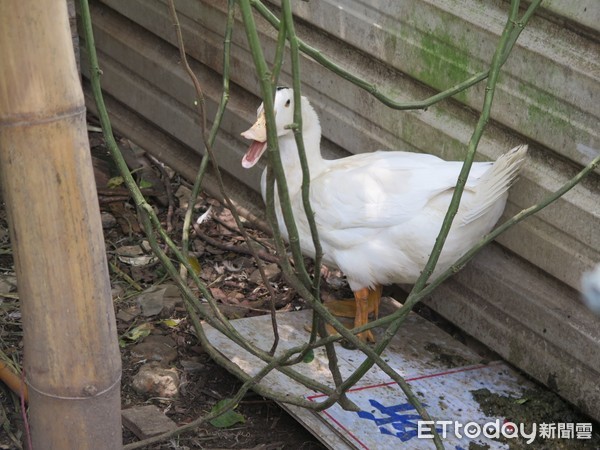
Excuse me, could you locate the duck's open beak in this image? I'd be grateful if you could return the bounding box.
[241,111,267,169]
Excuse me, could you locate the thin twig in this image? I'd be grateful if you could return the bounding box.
[193,224,279,263]
[109,261,143,292]
[270,4,287,86]
[210,213,276,253]
[165,0,211,282]
[146,153,175,233]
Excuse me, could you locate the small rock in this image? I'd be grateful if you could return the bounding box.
[136,284,181,317]
[140,240,152,253]
[100,211,117,229]
[130,334,178,364]
[180,359,207,372]
[116,306,140,323]
[0,226,8,242]
[193,239,206,254]
[116,245,143,257]
[161,295,183,317]
[122,404,177,439]
[0,274,17,295]
[249,263,281,284]
[164,166,176,180]
[217,304,246,320]
[174,185,192,209]
[111,284,125,300]
[132,362,179,398]
[138,294,165,317]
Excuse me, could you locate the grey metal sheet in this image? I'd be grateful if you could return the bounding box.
[542,0,600,35]
[92,0,599,290]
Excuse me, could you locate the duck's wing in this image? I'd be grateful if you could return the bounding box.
[308,151,490,231]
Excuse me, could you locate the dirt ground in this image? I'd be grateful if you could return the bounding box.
[0,124,598,449]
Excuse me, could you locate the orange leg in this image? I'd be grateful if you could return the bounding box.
[353,285,382,343]
[324,299,357,318]
[314,285,383,343]
[353,288,373,342]
[368,284,382,321]
[324,285,381,319]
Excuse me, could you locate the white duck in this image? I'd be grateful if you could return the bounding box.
[242,88,527,342]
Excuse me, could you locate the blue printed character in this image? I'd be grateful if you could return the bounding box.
[357,399,441,442]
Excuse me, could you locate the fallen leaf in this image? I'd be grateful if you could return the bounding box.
[187,255,202,275]
[138,178,153,189]
[209,399,245,428]
[118,254,157,267]
[120,323,153,347]
[162,318,182,328]
[222,260,243,273]
[107,175,125,189]
[109,202,142,234]
[209,287,228,302]
[116,243,156,267]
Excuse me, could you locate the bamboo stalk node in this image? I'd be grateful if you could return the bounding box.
[25,373,121,400]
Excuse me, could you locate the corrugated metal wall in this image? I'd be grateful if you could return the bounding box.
[80,0,600,420]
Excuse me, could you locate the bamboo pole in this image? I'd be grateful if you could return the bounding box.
[0,1,122,449]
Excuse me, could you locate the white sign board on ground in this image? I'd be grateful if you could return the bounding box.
[204,306,534,449]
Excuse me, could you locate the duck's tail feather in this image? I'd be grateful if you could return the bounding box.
[461,145,528,225]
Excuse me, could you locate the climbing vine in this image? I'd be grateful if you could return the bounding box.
[80,0,599,448]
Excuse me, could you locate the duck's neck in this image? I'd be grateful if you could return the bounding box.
[277,103,326,194]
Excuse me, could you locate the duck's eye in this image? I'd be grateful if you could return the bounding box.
[285,99,291,107]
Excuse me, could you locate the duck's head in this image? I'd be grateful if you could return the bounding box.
[241,87,319,168]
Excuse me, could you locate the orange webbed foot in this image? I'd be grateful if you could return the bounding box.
[318,285,382,343]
